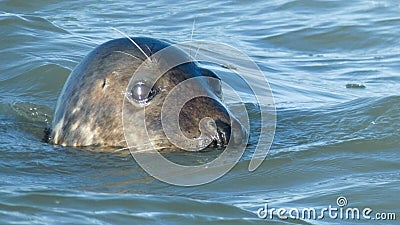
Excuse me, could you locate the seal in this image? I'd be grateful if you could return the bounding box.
[46,37,246,151]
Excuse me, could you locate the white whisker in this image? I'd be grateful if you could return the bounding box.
[194,43,202,61]
[113,146,130,152]
[110,27,152,62]
[144,44,152,55]
[113,144,165,153]
[114,50,141,60]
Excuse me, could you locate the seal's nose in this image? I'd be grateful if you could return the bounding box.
[215,119,231,146]
[206,117,247,148]
[215,117,247,147]
[178,96,247,150]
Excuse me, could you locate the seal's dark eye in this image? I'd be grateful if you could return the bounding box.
[130,82,157,104]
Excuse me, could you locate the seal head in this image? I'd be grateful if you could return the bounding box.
[47,37,246,151]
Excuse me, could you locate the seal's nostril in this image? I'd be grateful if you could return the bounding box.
[215,119,231,146]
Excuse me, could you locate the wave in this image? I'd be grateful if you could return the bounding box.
[273,96,400,154]
[0,188,284,225]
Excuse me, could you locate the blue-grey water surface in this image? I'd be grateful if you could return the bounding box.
[1,0,399,224]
